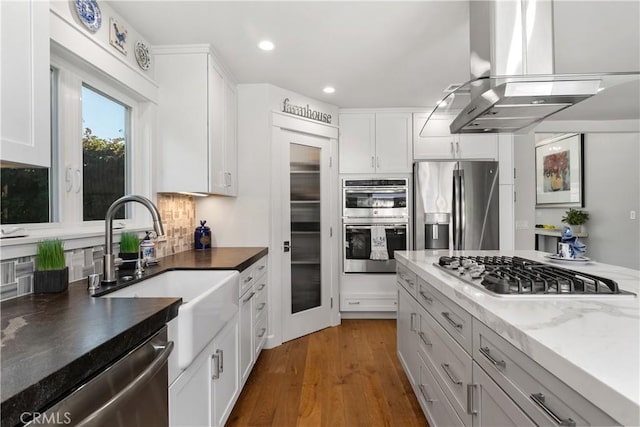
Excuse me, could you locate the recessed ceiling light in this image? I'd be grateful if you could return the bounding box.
[258,40,275,51]
[323,86,335,94]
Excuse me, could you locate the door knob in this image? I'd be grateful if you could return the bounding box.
[283,241,290,252]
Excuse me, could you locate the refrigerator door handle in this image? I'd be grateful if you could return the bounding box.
[452,173,461,250]
[459,170,466,250]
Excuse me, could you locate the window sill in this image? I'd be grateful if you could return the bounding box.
[0,225,150,260]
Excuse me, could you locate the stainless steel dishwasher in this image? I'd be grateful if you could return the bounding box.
[25,327,173,427]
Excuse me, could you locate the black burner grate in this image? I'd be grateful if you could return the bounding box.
[437,256,620,295]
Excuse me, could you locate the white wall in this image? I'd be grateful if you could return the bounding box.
[516,130,640,269]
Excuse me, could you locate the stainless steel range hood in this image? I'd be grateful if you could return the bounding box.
[421,1,640,136]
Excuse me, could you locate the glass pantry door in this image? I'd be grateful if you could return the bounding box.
[281,131,332,342]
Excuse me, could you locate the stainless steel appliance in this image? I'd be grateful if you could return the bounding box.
[414,161,499,251]
[436,256,635,297]
[25,327,173,426]
[343,221,408,273]
[343,178,408,218]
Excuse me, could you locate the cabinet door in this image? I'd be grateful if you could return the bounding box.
[211,316,239,427]
[169,348,211,427]
[208,57,227,195]
[0,0,50,167]
[239,288,254,386]
[472,362,536,427]
[457,134,499,160]
[224,80,238,196]
[339,113,376,173]
[397,286,419,386]
[375,113,412,173]
[413,113,456,160]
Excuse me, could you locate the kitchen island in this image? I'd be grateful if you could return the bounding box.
[0,247,267,427]
[396,250,639,426]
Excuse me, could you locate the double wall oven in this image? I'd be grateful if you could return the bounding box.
[342,179,409,273]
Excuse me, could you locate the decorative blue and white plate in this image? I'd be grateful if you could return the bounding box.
[74,0,102,33]
[134,41,151,70]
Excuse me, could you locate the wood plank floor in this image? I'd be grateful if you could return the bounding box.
[226,319,428,427]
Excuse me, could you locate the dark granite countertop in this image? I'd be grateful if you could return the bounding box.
[0,246,267,427]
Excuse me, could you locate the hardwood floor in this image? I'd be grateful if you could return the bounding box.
[227,319,427,426]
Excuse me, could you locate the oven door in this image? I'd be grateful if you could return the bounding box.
[343,186,408,218]
[343,223,408,273]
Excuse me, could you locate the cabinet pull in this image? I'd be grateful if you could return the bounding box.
[348,301,361,305]
[243,292,256,303]
[217,349,224,373]
[410,313,416,332]
[419,291,433,304]
[257,283,266,291]
[467,384,478,415]
[441,363,462,386]
[530,393,576,427]
[257,302,266,311]
[376,157,380,168]
[211,353,220,379]
[371,156,375,168]
[243,275,253,284]
[450,141,455,154]
[257,265,265,271]
[479,346,506,369]
[456,142,460,154]
[441,312,463,330]
[258,328,267,338]
[418,332,432,347]
[419,385,436,403]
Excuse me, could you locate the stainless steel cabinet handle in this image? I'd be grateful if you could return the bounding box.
[450,141,454,154]
[211,353,220,379]
[243,292,256,303]
[244,275,253,283]
[530,393,576,427]
[410,313,416,332]
[456,142,460,154]
[348,301,361,305]
[257,265,265,271]
[441,363,462,385]
[419,385,436,403]
[479,346,506,369]
[419,291,433,304]
[217,349,224,373]
[376,157,380,168]
[77,340,174,425]
[257,283,266,291]
[418,332,432,347]
[258,328,267,338]
[257,302,266,311]
[441,312,463,330]
[371,156,375,168]
[467,384,478,415]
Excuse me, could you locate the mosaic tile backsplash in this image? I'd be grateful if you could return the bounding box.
[0,194,196,301]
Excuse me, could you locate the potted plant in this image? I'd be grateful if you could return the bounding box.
[34,239,68,293]
[118,232,140,272]
[561,208,590,233]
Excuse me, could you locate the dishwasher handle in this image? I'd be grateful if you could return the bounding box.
[76,341,174,426]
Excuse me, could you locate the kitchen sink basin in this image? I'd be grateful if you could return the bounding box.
[102,270,239,370]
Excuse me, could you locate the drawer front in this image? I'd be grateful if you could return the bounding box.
[397,263,417,295]
[417,277,472,354]
[254,283,267,320]
[417,351,464,427]
[340,293,397,311]
[473,320,619,427]
[253,256,268,279]
[239,255,268,297]
[254,314,267,357]
[417,305,472,426]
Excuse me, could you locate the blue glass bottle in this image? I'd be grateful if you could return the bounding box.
[194,220,211,250]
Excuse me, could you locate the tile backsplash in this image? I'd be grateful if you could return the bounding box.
[0,194,196,301]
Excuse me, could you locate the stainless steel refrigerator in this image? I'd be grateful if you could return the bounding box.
[413,161,499,250]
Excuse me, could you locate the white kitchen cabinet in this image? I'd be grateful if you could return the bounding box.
[397,285,419,387]
[0,0,50,167]
[339,112,412,174]
[169,341,210,427]
[413,113,498,160]
[210,314,239,427]
[238,282,254,385]
[155,46,237,196]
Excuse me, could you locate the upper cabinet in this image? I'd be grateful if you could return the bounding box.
[339,112,412,174]
[413,113,498,161]
[155,46,237,196]
[1,0,50,167]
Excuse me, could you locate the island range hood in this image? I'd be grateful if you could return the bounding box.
[421,1,640,135]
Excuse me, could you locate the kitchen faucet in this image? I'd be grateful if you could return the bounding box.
[103,195,165,283]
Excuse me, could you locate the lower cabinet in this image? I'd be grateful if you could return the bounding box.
[397,286,419,387]
[170,313,239,427]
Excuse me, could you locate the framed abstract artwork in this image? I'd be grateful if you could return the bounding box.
[535,133,584,207]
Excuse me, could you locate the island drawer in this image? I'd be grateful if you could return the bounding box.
[254,282,267,320]
[254,314,267,357]
[417,303,472,426]
[417,351,464,427]
[240,255,267,297]
[397,263,417,296]
[473,320,619,427]
[417,277,472,354]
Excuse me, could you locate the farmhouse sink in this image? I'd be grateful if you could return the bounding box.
[102,270,239,370]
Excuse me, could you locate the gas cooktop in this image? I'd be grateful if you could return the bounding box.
[435,256,635,296]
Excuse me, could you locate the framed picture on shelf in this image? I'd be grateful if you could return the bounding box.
[109,17,128,55]
[535,133,584,208]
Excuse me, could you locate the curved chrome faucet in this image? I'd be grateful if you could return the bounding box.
[103,195,165,283]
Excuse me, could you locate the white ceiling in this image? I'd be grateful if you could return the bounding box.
[110,1,472,109]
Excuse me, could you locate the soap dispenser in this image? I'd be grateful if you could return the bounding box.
[194,220,212,250]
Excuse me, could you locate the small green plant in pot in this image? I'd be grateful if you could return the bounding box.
[118,232,140,272]
[34,239,68,293]
[561,208,589,233]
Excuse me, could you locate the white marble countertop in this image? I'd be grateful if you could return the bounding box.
[395,249,639,426]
